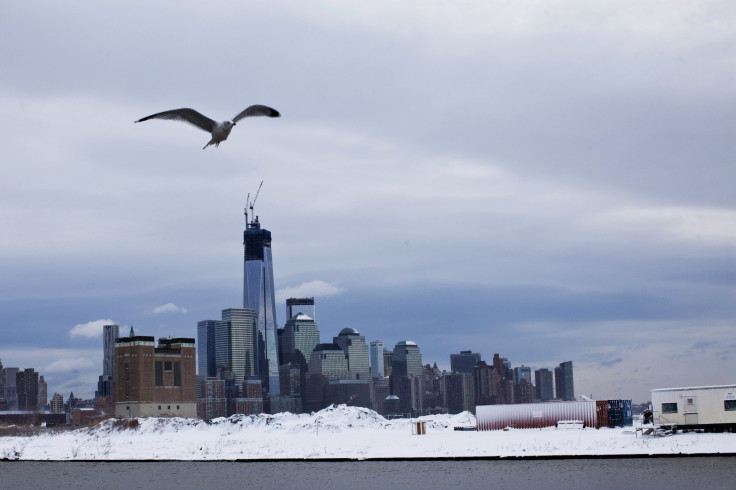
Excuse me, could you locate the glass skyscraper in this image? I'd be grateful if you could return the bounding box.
[334,328,370,380]
[392,340,423,377]
[555,360,574,401]
[282,313,320,370]
[450,350,481,374]
[197,320,217,378]
[215,308,258,382]
[243,215,280,395]
[369,340,384,379]
[103,324,120,378]
[390,340,423,401]
[96,324,119,399]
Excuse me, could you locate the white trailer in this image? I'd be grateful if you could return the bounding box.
[651,384,736,432]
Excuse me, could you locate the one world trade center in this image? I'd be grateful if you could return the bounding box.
[243,208,280,396]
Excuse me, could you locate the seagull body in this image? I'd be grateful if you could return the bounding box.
[135,105,280,149]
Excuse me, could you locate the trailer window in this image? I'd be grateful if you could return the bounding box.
[725,400,736,411]
[661,403,677,413]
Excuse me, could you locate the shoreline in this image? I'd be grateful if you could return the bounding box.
[2,407,735,461]
[3,453,736,462]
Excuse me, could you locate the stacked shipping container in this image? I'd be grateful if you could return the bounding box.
[606,399,632,427]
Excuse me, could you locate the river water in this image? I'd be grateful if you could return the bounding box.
[2,457,735,489]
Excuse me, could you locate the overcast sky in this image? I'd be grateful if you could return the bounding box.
[1,1,734,403]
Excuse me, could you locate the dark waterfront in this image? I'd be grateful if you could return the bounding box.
[2,457,735,489]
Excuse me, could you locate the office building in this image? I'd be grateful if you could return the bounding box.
[535,368,554,402]
[390,341,423,415]
[370,341,385,379]
[392,341,423,378]
[325,379,372,409]
[513,365,534,403]
[555,361,575,401]
[16,368,39,411]
[114,336,197,418]
[103,324,120,378]
[215,308,258,382]
[197,320,217,379]
[450,350,481,373]
[197,377,226,420]
[282,313,320,370]
[37,375,47,409]
[473,360,500,406]
[50,393,64,414]
[305,343,348,411]
[95,324,119,400]
[1,365,19,410]
[243,212,280,395]
[278,362,303,411]
[372,379,390,414]
[397,375,425,416]
[513,366,532,384]
[442,372,475,414]
[235,378,263,415]
[334,328,370,380]
[286,297,315,322]
[382,349,393,377]
[514,378,534,404]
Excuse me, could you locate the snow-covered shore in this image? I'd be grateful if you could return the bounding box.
[1,405,735,461]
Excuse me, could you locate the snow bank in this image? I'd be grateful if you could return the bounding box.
[1,405,734,461]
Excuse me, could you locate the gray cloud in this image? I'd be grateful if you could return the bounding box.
[0,1,734,401]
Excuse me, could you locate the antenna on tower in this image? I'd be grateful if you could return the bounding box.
[245,181,264,228]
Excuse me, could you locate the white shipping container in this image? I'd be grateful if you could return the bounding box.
[476,401,600,431]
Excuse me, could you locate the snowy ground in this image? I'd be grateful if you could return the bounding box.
[1,405,734,460]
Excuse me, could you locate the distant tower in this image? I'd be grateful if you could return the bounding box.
[282,313,320,371]
[286,297,315,322]
[37,375,47,409]
[370,341,385,379]
[97,324,119,399]
[450,350,481,373]
[197,320,217,379]
[50,393,64,414]
[513,365,532,384]
[392,341,423,378]
[333,328,370,380]
[554,361,574,401]
[305,343,349,411]
[442,372,475,414]
[103,324,120,377]
[383,349,393,377]
[16,368,39,411]
[243,193,280,395]
[535,368,554,401]
[215,308,258,381]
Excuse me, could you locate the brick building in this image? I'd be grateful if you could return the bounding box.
[114,336,196,418]
[197,377,226,420]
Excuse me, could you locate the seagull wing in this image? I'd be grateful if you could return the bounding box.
[135,108,217,133]
[232,105,281,123]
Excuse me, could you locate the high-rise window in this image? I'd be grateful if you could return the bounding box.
[155,362,163,387]
[174,362,181,387]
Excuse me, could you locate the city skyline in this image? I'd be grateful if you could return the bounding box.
[1,1,734,405]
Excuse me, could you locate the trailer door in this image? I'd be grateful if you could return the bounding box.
[683,395,698,426]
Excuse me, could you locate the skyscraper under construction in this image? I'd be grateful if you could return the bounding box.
[243,207,280,396]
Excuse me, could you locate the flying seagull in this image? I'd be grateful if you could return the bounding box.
[135,105,280,149]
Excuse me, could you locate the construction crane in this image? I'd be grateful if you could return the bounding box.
[245,180,263,226]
